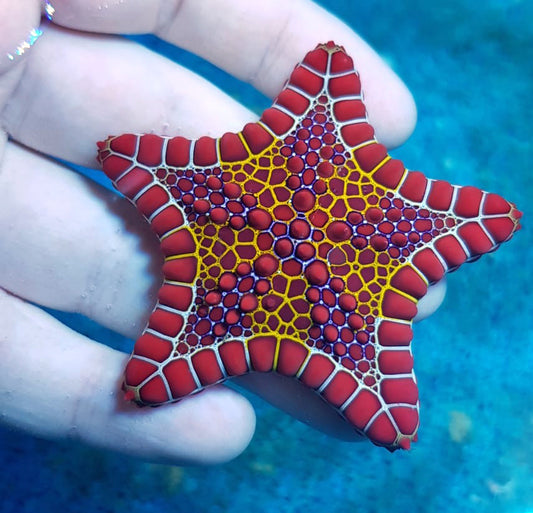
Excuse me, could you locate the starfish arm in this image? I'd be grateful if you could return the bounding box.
[97,42,521,452]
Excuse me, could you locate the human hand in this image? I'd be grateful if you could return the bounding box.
[0,0,444,464]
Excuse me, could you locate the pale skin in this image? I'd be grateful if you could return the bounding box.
[0,0,446,465]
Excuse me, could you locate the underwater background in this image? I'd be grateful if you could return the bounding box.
[1,0,532,512]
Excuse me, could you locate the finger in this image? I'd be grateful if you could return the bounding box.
[2,25,254,168]
[235,373,364,441]
[50,0,416,148]
[4,6,416,168]
[0,288,255,465]
[414,279,447,322]
[0,140,160,339]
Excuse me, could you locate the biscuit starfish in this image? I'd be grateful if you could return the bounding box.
[97,42,521,450]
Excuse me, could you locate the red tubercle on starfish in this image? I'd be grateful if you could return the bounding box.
[97,42,521,452]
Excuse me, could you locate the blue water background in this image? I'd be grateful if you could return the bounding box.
[1,1,532,512]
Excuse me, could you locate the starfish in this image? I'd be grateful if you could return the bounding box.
[97,42,521,451]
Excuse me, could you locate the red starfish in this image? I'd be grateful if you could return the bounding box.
[97,42,521,451]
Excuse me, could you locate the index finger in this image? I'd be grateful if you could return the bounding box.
[50,0,416,149]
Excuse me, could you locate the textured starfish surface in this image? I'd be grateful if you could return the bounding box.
[97,42,521,451]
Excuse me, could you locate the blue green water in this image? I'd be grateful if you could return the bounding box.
[1,1,532,512]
